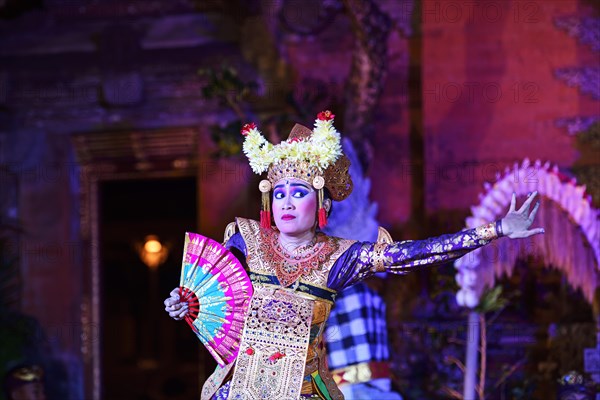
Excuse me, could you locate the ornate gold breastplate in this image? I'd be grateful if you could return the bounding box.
[236,218,354,288]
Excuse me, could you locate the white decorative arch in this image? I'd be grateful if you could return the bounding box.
[455,159,600,307]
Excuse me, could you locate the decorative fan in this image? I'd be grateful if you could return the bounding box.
[178,232,253,366]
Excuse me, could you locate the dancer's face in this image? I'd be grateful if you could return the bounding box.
[272,178,317,236]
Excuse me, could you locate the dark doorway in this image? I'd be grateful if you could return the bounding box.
[99,176,201,400]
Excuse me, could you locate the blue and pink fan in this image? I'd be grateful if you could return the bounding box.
[178,232,253,366]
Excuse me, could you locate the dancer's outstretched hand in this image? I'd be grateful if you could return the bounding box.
[164,287,189,320]
[501,191,545,239]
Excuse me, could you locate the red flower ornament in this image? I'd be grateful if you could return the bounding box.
[317,110,335,121]
[268,351,285,363]
[241,122,257,136]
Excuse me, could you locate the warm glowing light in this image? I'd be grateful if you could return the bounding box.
[144,239,162,253]
[137,235,169,269]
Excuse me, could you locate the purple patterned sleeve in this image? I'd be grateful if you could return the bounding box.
[328,223,498,291]
[225,232,248,265]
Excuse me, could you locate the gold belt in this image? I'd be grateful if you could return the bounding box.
[331,361,390,386]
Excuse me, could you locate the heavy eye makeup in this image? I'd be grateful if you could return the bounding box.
[273,185,311,199]
[273,185,310,200]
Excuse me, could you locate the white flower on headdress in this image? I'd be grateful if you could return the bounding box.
[242,124,275,174]
[241,111,343,175]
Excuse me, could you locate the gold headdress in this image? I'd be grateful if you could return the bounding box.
[241,111,353,229]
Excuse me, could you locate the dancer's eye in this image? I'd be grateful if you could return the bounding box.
[292,189,309,198]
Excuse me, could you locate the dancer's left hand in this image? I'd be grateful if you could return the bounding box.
[501,191,545,239]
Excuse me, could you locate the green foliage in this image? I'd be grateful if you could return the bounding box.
[209,122,244,158]
[198,65,258,105]
[198,65,260,157]
[475,285,508,314]
[197,64,338,159]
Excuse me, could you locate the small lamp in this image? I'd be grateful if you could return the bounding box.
[137,235,169,269]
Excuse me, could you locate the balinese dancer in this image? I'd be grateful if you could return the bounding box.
[164,111,544,399]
